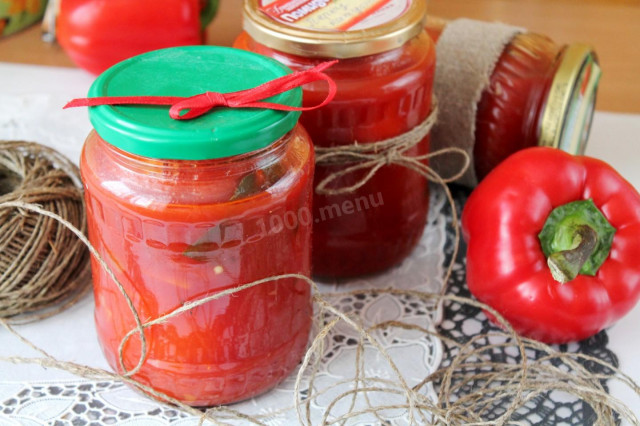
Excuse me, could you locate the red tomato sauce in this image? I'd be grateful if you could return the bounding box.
[81,129,313,406]
[234,32,437,277]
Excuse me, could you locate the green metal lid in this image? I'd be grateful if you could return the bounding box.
[88,46,302,160]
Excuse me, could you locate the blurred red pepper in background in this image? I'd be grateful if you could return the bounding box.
[56,0,218,74]
[462,147,640,343]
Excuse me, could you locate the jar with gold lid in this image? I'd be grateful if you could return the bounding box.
[235,0,436,278]
[427,17,601,184]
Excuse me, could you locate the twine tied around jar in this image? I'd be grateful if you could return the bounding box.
[0,141,91,323]
[314,99,470,196]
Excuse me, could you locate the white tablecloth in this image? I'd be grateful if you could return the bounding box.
[1,62,639,424]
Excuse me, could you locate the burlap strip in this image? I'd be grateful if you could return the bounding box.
[431,18,524,187]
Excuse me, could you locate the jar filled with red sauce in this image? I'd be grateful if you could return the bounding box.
[79,46,314,406]
[234,0,436,278]
[426,17,601,181]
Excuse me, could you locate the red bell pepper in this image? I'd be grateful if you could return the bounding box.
[462,147,640,343]
[56,0,218,75]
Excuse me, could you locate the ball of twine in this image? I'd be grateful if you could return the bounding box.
[0,140,91,322]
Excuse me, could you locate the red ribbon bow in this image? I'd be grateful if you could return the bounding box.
[64,60,338,120]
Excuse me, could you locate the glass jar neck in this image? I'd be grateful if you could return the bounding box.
[95,129,292,181]
[524,39,565,149]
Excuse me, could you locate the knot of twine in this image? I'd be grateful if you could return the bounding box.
[0,141,91,323]
[314,99,470,195]
[64,61,338,120]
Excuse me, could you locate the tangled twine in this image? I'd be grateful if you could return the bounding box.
[1,197,639,424]
[2,272,639,424]
[0,141,91,323]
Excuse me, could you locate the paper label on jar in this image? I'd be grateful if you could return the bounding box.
[259,0,412,31]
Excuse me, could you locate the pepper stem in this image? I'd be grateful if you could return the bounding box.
[547,225,598,284]
[538,199,616,284]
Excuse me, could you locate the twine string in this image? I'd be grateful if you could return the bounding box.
[314,100,470,197]
[3,284,639,424]
[0,141,91,323]
[0,200,149,377]
[313,99,467,299]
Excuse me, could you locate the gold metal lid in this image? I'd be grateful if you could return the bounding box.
[242,0,427,58]
[539,43,602,154]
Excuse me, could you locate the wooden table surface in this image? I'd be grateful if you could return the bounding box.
[1,0,639,113]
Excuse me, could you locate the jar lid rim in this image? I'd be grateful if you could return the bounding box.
[88,46,302,160]
[242,0,427,58]
[539,43,601,154]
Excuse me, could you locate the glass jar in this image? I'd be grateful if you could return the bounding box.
[426,17,601,181]
[79,46,314,406]
[234,0,436,278]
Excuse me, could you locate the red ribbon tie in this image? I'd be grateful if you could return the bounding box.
[64,60,338,120]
